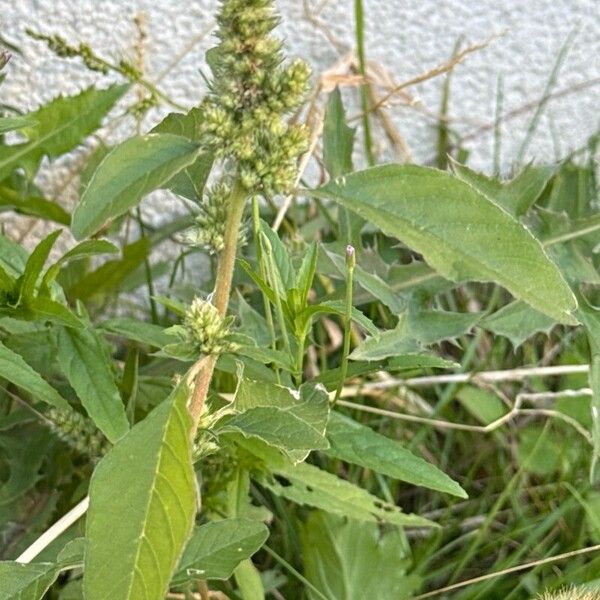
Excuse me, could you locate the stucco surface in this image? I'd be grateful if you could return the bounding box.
[0,0,599,242]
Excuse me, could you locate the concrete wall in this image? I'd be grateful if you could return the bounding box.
[1,0,599,240]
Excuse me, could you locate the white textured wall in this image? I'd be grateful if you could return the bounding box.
[0,0,599,241]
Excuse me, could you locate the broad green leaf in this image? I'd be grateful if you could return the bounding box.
[220,379,329,462]
[407,308,483,345]
[314,165,577,324]
[453,160,555,217]
[66,238,149,300]
[173,519,269,584]
[457,386,507,425]
[0,85,128,182]
[0,115,38,134]
[242,439,434,527]
[151,108,213,201]
[323,88,355,179]
[41,239,118,290]
[99,317,175,347]
[326,412,467,497]
[84,382,196,600]
[481,300,556,347]
[0,340,69,410]
[17,230,61,303]
[301,512,420,600]
[0,562,58,600]
[233,559,264,600]
[0,185,70,224]
[25,297,82,329]
[349,333,421,362]
[56,326,129,443]
[322,88,363,246]
[71,134,201,239]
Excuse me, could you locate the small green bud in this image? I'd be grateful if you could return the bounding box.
[345,245,356,269]
[183,296,239,355]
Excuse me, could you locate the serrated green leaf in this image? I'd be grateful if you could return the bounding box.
[0,115,38,134]
[0,340,69,410]
[56,326,129,443]
[220,379,329,462]
[173,519,269,584]
[301,512,420,600]
[453,160,555,217]
[314,165,577,324]
[243,439,434,527]
[326,412,467,497]
[0,562,58,600]
[407,308,483,345]
[84,381,196,600]
[481,300,556,347]
[0,85,128,182]
[72,134,201,239]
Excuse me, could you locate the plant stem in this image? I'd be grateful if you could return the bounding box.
[354,0,375,166]
[334,248,354,404]
[189,182,247,429]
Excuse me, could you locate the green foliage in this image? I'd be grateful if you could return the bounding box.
[0,84,128,181]
[173,518,268,584]
[84,382,196,599]
[0,1,599,598]
[71,134,201,239]
[301,512,420,600]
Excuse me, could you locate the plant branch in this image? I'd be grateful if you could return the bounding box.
[188,182,247,429]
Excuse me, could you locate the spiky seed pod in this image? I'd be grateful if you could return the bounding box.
[182,182,246,254]
[46,408,109,460]
[183,297,238,355]
[199,0,311,196]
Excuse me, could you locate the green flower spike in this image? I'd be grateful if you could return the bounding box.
[199,0,311,196]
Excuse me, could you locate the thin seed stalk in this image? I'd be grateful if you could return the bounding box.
[189,182,247,429]
[334,247,355,404]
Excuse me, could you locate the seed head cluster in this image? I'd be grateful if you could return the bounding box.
[199,0,311,195]
[183,297,237,355]
[183,182,245,254]
[47,408,109,459]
